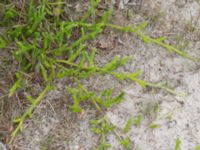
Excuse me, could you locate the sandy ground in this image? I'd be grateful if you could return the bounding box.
[5,0,200,150]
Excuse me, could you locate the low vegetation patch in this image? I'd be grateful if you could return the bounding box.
[0,0,198,148]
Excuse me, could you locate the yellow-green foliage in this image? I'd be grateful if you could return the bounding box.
[0,0,197,144]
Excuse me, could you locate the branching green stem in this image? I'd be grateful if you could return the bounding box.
[106,24,198,61]
[10,85,51,143]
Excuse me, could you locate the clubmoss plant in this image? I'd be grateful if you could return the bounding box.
[123,117,133,133]
[10,85,53,143]
[0,0,198,147]
[149,123,158,129]
[175,138,181,150]
[123,114,142,133]
[90,117,132,150]
[195,145,200,150]
[133,114,142,127]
